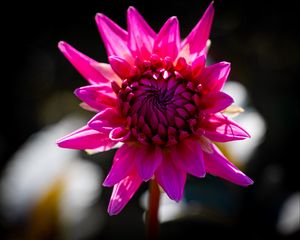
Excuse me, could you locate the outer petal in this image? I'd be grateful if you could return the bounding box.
[108,169,142,215]
[136,145,163,181]
[200,62,231,92]
[56,125,115,151]
[95,13,134,64]
[170,138,206,178]
[200,113,250,142]
[155,151,186,201]
[179,2,214,62]
[108,56,132,79]
[153,17,180,61]
[88,108,126,133]
[203,144,253,186]
[58,41,114,85]
[200,91,234,113]
[103,143,139,187]
[127,6,156,60]
[75,85,116,112]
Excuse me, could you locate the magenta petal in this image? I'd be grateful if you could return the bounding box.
[200,92,234,113]
[180,2,214,61]
[58,41,112,85]
[109,56,132,79]
[127,6,155,60]
[88,108,125,133]
[108,169,142,215]
[95,13,133,64]
[136,146,163,181]
[153,17,180,61]
[103,143,138,187]
[201,113,250,142]
[75,85,116,112]
[109,127,130,141]
[56,125,115,151]
[200,62,231,92]
[171,138,206,178]
[155,152,186,201]
[203,144,253,186]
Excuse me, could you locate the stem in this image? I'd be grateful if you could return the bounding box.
[146,179,160,240]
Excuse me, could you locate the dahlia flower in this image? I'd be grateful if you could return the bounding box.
[57,2,253,215]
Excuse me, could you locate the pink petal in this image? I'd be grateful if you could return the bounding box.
[56,125,115,151]
[74,85,116,112]
[109,56,132,79]
[127,6,156,60]
[200,62,231,92]
[108,169,142,215]
[200,92,233,113]
[200,113,250,142]
[136,145,163,181]
[103,143,139,187]
[95,13,134,64]
[109,127,130,141]
[153,17,180,61]
[88,108,125,133]
[203,144,253,186]
[91,62,122,86]
[155,152,186,201]
[58,41,113,85]
[171,138,206,178]
[179,2,214,62]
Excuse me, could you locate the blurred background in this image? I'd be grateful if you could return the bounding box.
[1,0,299,239]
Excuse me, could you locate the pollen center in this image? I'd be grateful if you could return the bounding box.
[117,56,200,145]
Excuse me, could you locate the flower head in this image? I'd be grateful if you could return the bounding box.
[57,2,253,215]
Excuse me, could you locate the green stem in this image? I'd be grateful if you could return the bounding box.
[146,179,160,240]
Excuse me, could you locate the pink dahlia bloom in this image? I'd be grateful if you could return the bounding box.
[57,2,253,215]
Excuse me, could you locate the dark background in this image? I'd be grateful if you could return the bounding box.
[1,0,299,239]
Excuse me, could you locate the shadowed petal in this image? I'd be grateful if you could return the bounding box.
[200,62,231,92]
[91,62,122,86]
[127,6,156,60]
[75,85,116,112]
[200,92,234,113]
[153,17,180,61]
[56,125,115,151]
[103,143,139,186]
[180,2,214,62]
[171,138,206,178]
[203,144,253,186]
[136,145,163,181]
[88,108,126,133]
[108,169,142,215]
[201,113,250,142]
[58,41,114,85]
[155,151,186,201]
[95,13,134,64]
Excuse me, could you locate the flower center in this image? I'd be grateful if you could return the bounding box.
[116,56,201,146]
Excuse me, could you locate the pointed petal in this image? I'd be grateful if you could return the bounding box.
[171,138,206,178]
[136,145,163,181]
[127,6,155,60]
[56,125,115,151]
[201,113,250,142]
[155,152,186,201]
[95,13,134,64]
[200,62,231,92]
[74,85,116,112]
[180,2,214,62]
[108,169,142,215]
[153,17,180,61]
[200,92,234,113]
[203,144,253,186]
[103,143,139,186]
[109,56,132,79]
[88,108,125,133]
[58,41,112,85]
